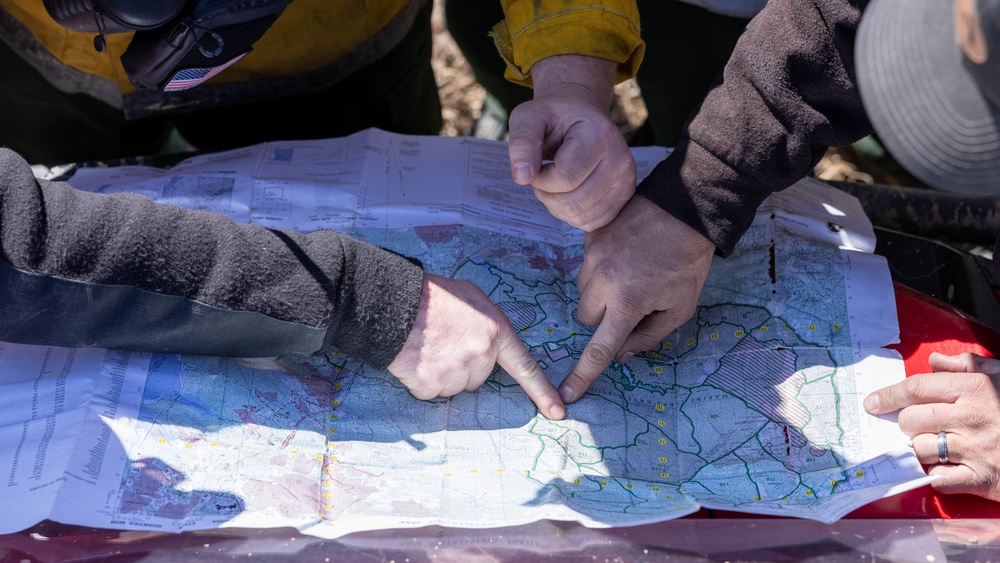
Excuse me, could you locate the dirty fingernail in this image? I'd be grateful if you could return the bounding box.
[513,162,532,183]
[559,385,576,403]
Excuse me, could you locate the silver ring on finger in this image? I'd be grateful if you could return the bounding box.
[937,430,949,464]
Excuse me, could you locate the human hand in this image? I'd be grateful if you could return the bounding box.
[507,55,636,232]
[387,273,566,420]
[560,195,716,403]
[864,352,1000,501]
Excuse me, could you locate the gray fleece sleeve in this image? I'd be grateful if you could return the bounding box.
[637,0,873,256]
[0,148,424,368]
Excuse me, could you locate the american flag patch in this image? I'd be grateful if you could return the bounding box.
[163,52,248,92]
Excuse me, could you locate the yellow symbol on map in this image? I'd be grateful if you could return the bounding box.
[654,367,663,374]
[599,480,608,487]
[652,487,660,492]
[665,343,673,350]
[855,470,865,478]
[657,420,666,426]
[659,457,667,463]
[655,404,665,411]
[573,478,581,485]
[158,437,166,444]
[329,428,337,433]
[710,333,719,340]
[759,326,768,332]
[332,400,341,407]
[661,472,669,478]
[330,413,338,419]
[805,489,814,496]
[834,323,842,330]
[184,443,193,449]
[470,469,478,474]
[808,324,816,330]
[625,483,634,489]
[658,438,667,445]
[686,337,695,345]
[735,329,745,337]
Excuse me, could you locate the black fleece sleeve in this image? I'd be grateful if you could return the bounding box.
[637,0,873,256]
[0,148,424,368]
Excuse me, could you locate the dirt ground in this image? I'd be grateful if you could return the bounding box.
[428,0,871,184]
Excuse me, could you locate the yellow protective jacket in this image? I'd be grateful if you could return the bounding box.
[0,0,642,118]
[492,0,644,87]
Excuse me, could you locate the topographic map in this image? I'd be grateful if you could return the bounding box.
[100,218,923,537]
[1,131,931,538]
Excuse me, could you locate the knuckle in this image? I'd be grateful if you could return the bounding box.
[963,371,992,395]
[901,374,926,401]
[408,385,438,401]
[895,408,917,434]
[957,351,979,369]
[961,404,992,431]
[593,117,620,139]
[588,260,619,286]
[509,357,541,382]
[613,288,652,317]
[582,341,615,367]
[631,328,668,351]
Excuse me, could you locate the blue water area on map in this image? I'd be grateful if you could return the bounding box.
[139,354,212,420]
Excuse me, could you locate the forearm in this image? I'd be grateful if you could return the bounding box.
[638,0,873,255]
[530,54,616,109]
[0,148,423,366]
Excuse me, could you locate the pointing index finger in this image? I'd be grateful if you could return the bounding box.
[496,324,566,420]
[561,308,635,403]
[864,372,960,415]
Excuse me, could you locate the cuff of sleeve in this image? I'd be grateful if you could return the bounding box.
[321,239,424,369]
[636,140,772,257]
[490,3,644,88]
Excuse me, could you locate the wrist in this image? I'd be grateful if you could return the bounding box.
[530,55,616,109]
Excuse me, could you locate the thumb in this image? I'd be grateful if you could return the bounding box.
[507,103,549,185]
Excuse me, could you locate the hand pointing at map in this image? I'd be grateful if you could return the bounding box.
[387,274,567,420]
[561,197,715,403]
